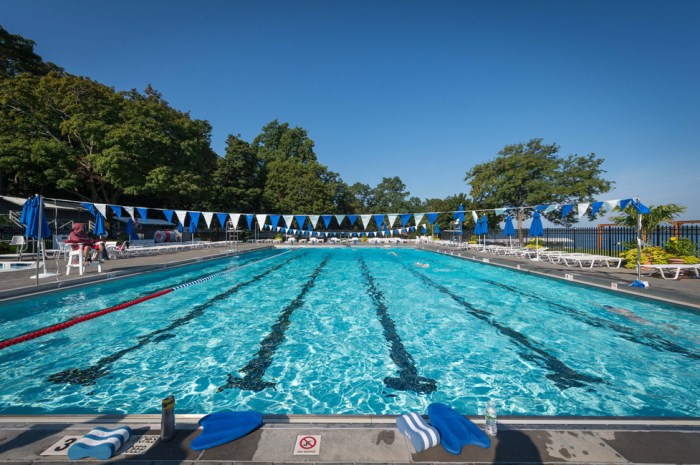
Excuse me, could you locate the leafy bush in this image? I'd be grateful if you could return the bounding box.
[620,246,670,269]
[664,237,698,257]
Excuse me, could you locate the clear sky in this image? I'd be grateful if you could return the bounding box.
[2,0,699,221]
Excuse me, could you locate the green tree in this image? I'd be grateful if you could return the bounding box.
[369,176,412,212]
[465,138,613,237]
[209,134,263,212]
[0,25,63,79]
[611,203,686,241]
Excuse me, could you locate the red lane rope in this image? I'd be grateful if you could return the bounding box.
[0,289,173,350]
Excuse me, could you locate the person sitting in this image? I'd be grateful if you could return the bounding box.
[66,223,107,263]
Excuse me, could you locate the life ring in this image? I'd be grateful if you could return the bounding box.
[154,230,165,243]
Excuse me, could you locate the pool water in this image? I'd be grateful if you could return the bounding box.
[0,247,698,416]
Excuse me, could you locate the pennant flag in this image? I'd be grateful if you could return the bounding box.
[334,214,345,226]
[360,214,372,230]
[308,215,320,229]
[590,202,604,216]
[124,206,135,220]
[561,204,574,218]
[216,213,228,228]
[94,203,107,218]
[283,215,294,228]
[545,205,558,213]
[471,211,478,222]
[347,214,358,226]
[81,202,96,216]
[188,211,201,229]
[633,200,650,214]
[269,214,281,229]
[535,205,548,211]
[246,214,254,230]
[229,213,241,229]
[321,215,333,228]
[400,213,412,226]
[577,203,590,217]
[427,212,439,224]
[136,207,148,220]
[619,198,633,211]
[109,205,122,218]
[163,209,174,223]
[373,214,385,229]
[256,214,268,230]
[175,210,187,225]
[203,212,214,228]
[604,199,620,211]
[414,213,425,227]
[495,208,508,216]
[294,215,307,229]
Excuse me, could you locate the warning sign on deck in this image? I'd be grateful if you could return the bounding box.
[293,434,321,455]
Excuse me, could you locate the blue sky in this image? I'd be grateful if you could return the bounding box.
[3,0,699,220]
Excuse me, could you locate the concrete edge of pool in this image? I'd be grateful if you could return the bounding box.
[0,414,698,464]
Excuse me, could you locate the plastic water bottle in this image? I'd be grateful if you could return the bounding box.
[161,395,175,441]
[485,401,497,436]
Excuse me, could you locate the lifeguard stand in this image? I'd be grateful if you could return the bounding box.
[225,221,241,250]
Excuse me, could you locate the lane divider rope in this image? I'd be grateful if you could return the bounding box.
[0,249,294,351]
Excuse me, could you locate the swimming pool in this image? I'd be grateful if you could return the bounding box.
[0,247,698,416]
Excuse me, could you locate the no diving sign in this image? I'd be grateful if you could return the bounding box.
[294,434,321,455]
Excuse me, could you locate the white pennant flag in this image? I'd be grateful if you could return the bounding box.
[604,199,620,211]
[256,214,268,230]
[228,213,241,229]
[545,205,558,213]
[577,203,590,217]
[283,215,294,228]
[414,213,425,226]
[94,203,107,218]
[495,208,507,216]
[175,210,188,225]
[471,211,478,222]
[387,214,398,227]
[334,214,346,226]
[124,206,135,220]
[359,214,372,230]
[202,212,214,228]
[308,215,320,229]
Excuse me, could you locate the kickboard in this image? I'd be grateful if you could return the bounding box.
[427,403,490,454]
[190,411,263,451]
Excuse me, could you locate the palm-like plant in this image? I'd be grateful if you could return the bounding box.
[611,203,686,240]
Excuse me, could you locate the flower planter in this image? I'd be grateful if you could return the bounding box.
[668,258,686,265]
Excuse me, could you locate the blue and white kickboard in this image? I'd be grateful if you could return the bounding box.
[396,412,440,452]
[67,426,132,460]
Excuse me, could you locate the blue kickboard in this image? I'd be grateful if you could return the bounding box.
[190,411,263,451]
[427,403,490,454]
[67,426,132,460]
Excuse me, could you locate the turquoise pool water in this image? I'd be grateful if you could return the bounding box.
[0,247,698,416]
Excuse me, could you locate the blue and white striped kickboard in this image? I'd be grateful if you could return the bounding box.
[67,426,132,460]
[396,412,440,452]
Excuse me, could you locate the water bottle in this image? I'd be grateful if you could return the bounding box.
[485,401,497,436]
[161,395,175,441]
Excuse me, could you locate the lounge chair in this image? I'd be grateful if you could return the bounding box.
[639,263,700,280]
[0,236,28,261]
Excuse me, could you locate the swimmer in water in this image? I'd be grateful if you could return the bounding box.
[415,262,429,268]
[388,251,398,257]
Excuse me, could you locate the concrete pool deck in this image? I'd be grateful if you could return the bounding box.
[0,243,698,464]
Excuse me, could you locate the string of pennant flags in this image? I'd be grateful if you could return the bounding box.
[63,196,649,238]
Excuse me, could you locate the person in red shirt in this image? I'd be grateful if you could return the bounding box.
[66,223,106,263]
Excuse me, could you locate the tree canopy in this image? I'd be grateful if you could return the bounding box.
[465,138,613,228]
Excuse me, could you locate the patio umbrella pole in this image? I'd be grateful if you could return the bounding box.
[636,207,642,283]
[36,195,42,286]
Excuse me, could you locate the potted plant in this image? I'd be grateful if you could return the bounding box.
[664,237,700,264]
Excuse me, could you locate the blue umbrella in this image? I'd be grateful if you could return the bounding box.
[503,215,516,248]
[126,218,139,241]
[189,219,198,234]
[93,212,106,237]
[19,197,31,226]
[25,195,51,240]
[434,224,441,236]
[177,221,184,233]
[529,211,545,259]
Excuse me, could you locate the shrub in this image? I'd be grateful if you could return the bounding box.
[664,237,699,257]
[620,246,670,269]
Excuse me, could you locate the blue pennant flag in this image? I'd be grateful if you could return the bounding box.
[269,214,281,229]
[427,212,439,224]
[216,213,228,228]
[163,209,174,223]
[110,205,122,218]
[189,211,201,230]
[137,207,148,220]
[321,215,333,228]
[590,202,604,216]
[81,202,96,216]
[619,198,633,211]
[561,204,574,219]
[373,214,385,229]
[295,215,307,229]
[246,214,254,230]
[400,213,412,226]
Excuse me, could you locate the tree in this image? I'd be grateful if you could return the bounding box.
[465,138,613,238]
[209,134,263,212]
[0,25,63,79]
[369,176,412,212]
[611,203,686,241]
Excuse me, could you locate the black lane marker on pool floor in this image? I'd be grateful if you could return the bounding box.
[218,255,331,392]
[403,264,603,390]
[484,279,700,360]
[47,254,301,386]
[357,257,437,394]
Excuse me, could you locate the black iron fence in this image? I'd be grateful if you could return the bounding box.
[507,225,700,256]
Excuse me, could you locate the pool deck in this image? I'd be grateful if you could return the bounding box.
[0,243,698,464]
